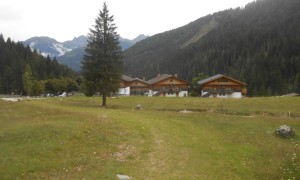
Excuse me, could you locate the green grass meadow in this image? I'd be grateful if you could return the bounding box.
[0,96,300,179]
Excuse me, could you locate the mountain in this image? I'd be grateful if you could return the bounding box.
[22,34,148,71]
[119,34,149,50]
[131,34,149,44]
[62,35,88,49]
[122,0,300,96]
[23,36,88,58]
[23,36,72,57]
[23,34,148,58]
[58,47,85,72]
[56,34,148,72]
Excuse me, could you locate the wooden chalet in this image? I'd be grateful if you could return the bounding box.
[119,75,149,96]
[198,74,247,98]
[119,74,189,97]
[119,75,132,96]
[128,78,149,95]
[147,74,189,97]
[120,75,133,88]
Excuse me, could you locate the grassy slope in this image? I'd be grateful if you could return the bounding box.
[0,96,299,179]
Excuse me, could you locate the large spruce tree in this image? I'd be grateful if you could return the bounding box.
[82,2,122,106]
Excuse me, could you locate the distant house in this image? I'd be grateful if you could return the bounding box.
[120,75,149,96]
[198,74,247,98]
[119,75,132,96]
[119,74,189,97]
[147,74,189,97]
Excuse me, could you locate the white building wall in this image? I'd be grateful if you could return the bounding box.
[165,91,188,97]
[148,90,156,97]
[202,91,242,98]
[149,90,188,97]
[118,87,130,96]
[231,92,242,98]
[179,91,188,97]
[166,93,177,97]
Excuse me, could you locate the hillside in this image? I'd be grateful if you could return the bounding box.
[119,34,149,50]
[58,47,85,72]
[122,0,300,96]
[0,35,73,94]
[57,34,148,71]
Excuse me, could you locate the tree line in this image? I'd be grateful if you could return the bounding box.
[0,34,79,96]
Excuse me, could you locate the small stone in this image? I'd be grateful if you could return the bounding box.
[116,174,131,180]
[275,125,295,138]
[136,104,142,110]
[179,109,192,113]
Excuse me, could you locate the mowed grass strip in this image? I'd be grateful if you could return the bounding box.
[0,96,299,179]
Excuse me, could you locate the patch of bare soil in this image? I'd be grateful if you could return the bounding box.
[1,97,47,102]
[113,143,138,162]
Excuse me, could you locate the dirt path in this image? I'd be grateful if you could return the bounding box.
[141,122,189,179]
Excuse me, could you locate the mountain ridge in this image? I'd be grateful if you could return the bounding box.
[22,34,148,58]
[122,0,300,96]
[22,34,148,72]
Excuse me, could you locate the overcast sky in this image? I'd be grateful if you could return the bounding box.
[0,0,254,42]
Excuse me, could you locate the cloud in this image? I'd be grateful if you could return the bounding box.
[0,0,254,42]
[0,5,22,21]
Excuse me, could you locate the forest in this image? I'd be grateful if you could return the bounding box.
[0,35,78,95]
[123,0,300,96]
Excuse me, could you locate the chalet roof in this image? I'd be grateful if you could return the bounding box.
[122,74,189,85]
[132,77,149,85]
[198,74,247,85]
[121,75,134,82]
[147,74,173,85]
[198,74,223,85]
[121,75,149,84]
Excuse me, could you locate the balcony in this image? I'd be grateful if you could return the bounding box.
[202,89,240,97]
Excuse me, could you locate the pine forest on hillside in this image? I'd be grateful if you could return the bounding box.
[123,0,300,96]
[0,35,75,95]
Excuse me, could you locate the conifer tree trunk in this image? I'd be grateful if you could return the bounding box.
[102,93,107,107]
